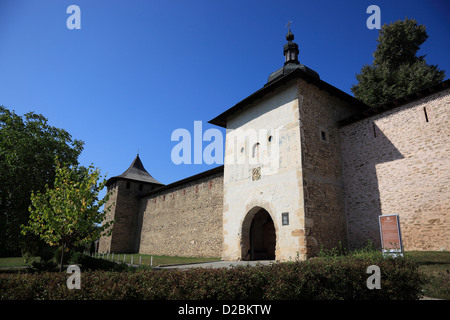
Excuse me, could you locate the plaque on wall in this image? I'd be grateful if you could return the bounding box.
[379,214,404,257]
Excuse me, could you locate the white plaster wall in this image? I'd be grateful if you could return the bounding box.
[222,81,306,261]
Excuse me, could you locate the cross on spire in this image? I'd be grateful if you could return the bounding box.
[285,20,293,30]
[285,21,295,42]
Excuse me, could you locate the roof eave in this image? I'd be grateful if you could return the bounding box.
[208,68,369,128]
[138,165,224,198]
[106,176,165,186]
[338,79,450,127]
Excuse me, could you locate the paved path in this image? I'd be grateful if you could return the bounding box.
[156,260,274,270]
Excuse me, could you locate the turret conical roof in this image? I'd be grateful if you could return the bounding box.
[107,154,164,186]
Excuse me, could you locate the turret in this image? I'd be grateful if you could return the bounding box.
[98,154,164,253]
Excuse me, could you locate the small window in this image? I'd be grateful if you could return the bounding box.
[282,212,289,226]
[125,181,131,189]
[252,143,260,158]
[268,135,273,143]
[321,131,327,141]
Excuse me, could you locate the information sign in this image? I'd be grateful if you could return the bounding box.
[379,214,403,257]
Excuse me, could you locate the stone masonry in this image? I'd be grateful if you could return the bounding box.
[297,78,362,256]
[137,168,223,257]
[98,179,155,253]
[340,88,450,251]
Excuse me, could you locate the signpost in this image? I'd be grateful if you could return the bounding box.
[379,214,403,257]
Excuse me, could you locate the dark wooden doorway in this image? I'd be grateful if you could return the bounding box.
[243,208,276,260]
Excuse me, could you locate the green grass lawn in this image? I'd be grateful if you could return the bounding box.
[0,254,219,268]
[404,251,450,299]
[0,253,220,268]
[93,253,220,267]
[0,256,39,268]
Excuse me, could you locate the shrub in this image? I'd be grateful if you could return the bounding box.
[29,260,58,273]
[318,241,348,258]
[0,257,427,300]
[26,245,58,272]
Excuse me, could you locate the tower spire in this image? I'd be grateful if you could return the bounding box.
[266,22,320,84]
[284,22,299,65]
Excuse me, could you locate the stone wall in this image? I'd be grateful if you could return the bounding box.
[297,78,362,256]
[98,183,117,253]
[137,169,224,257]
[340,89,450,251]
[98,179,155,253]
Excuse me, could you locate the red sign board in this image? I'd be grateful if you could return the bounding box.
[379,214,403,252]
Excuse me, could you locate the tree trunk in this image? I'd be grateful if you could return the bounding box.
[59,243,66,272]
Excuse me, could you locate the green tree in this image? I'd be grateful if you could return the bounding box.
[0,106,84,256]
[21,159,114,271]
[351,18,445,107]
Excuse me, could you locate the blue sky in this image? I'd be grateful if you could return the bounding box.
[1,0,449,186]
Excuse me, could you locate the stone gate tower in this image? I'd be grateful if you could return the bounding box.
[98,154,164,253]
[209,27,366,261]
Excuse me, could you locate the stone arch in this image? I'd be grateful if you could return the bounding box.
[241,206,276,260]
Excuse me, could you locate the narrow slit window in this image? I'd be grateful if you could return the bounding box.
[423,107,429,122]
[372,123,377,138]
[321,130,327,141]
[252,143,260,158]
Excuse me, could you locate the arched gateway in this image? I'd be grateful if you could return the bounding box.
[241,207,276,261]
